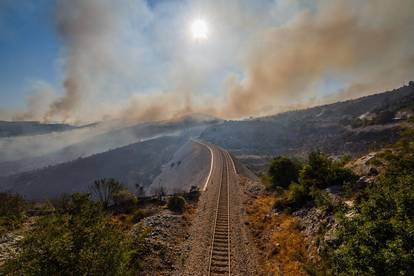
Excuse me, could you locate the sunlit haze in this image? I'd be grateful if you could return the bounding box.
[191,19,209,41]
[0,3,414,274]
[0,0,413,124]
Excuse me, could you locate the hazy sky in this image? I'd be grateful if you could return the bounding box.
[0,0,413,124]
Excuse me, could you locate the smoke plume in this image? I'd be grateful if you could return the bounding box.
[221,0,414,118]
[13,82,55,121]
[12,0,414,123]
[44,0,124,122]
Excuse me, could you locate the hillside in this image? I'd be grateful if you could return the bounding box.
[201,82,414,172]
[147,140,210,195]
[0,114,218,176]
[0,121,86,137]
[0,136,186,200]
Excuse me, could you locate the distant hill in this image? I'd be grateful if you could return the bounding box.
[0,121,87,137]
[0,115,219,176]
[147,140,210,195]
[2,83,413,198]
[0,135,186,200]
[201,82,414,172]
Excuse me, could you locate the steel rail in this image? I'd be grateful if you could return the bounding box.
[207,151,231,275]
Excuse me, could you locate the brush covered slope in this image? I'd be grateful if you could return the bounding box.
[201,82,414,172]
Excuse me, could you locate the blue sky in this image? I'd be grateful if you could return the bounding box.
[0,0,413,123]
[0,0,62,110]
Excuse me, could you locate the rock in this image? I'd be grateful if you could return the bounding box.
[368,167,379,176]
[248,184,264,196]
[136,212,191,274]
[271,246,279,256]
[0,232,23,263]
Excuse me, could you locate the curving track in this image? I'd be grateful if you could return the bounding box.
[184,140,255,276]
[208,154,231,275]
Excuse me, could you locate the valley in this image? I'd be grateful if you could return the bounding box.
[1,82,414,275]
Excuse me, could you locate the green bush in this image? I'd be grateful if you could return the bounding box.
[0,193,26,235]
[268,156,301,189]
[330,175,414,275]
[274,182,310,212]
[132,209,151,223]
[328,135,414,275]
[113,189,138,213]
[300,151,357,189]
[269,152,357,213]
[49,193,72,213]
[167,195,186,213]
[2,193,146,275]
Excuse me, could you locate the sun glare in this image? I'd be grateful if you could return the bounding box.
[191,19,208,41]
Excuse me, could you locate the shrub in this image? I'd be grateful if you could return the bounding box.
[328,136,414,275]
[132,209,149,223]
[274,182,310,213]
[330,174,414,275]
[374,110,395,124]
[186,185,201,202]
[268,156,301,189]
[0,193,26,235]
[2,193,146,275]
[167,195,186,213]
[300,151,357,189]
[49,193,72,213]
[113,189,138,213]
[269,152,357,213]
[300,151,332,189]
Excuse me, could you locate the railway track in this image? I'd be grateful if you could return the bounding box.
[208,152,231,275]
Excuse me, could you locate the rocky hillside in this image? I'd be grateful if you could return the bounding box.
[201,82,414,172]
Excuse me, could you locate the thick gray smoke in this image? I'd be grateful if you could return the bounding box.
[12,0,414,123]
[13,82,55,121]
[44,0,125,123]
[220,0,414,118]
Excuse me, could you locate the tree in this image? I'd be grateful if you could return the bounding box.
[268,156,300,189]
[90,178,123,208]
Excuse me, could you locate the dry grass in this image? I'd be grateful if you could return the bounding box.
[110,213,136,230]
[246,194,309,275]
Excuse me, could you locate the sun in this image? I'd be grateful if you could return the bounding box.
[191,19,208,40]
